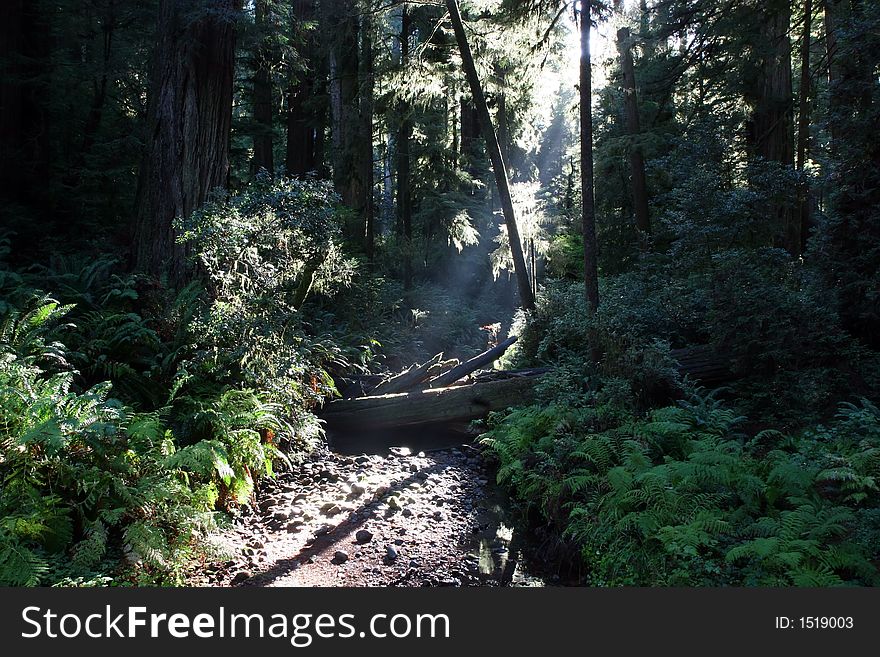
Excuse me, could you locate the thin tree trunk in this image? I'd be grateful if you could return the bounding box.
[361,10,375,261]
[252,0,274,175]
[580,2,599,315]
[445,0,534,311]
[617,27,651,240]
[133,0,239,285]
[397,4,413,289]
[796,0,813,254]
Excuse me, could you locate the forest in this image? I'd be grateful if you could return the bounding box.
[0,0,878,588]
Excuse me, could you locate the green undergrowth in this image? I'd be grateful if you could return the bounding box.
[481,392,880,586]
[0,177,377,586]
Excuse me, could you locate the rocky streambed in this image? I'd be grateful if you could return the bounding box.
[187,439,546,587]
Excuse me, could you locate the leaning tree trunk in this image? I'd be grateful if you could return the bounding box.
[445,0,535,311]
[133,0,239,285]
[617,27,651,241]
[580,2,599,315]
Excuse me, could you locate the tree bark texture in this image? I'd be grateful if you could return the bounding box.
[445,0,535,311]
[133,0,240,285]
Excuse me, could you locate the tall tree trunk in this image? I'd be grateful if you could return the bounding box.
[459,96,480,174]
[285,0,321,177]
[747,0,795,253]
[796,0,813,254]
[133,0,239,285]
[823,0,847,147]
[397,4,413,289]
[617,27,651,241]
[580,2,599,315]
[445,0,534,311]
[252,0,274,175]
[325,0,360,209]
[360,10,375,260]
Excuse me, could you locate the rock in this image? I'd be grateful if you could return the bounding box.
[349,483,367,497]
[433,510,444,520]
[230,571,251,585]
[393,538,404,546]
[320,502,342,516]
[409,559,420,568]
[332,550,349,565]
[319,469,339,482]
[401,508,413,518]
[315,524,332,536]
[273,511,289,522]
[248,540,265,550]
[355,456,371,465]
[286,522,303,533]
[387,496,401,510]
[288,506,304,518]
[355,529,373,544]
[385,545,399,561]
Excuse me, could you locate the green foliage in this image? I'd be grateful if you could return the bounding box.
[482,392,880,586]
[0,295,219,585]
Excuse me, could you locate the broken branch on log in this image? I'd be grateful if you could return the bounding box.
[427,336,518,388]
[370,352,445,396]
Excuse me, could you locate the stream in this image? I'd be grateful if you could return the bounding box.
[188,427,547,587]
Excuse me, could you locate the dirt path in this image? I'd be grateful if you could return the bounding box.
[188,442,545,587]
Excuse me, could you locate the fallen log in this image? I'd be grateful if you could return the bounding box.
[427,335,518,388]
[369,353,445,397]
[321,370,542,430]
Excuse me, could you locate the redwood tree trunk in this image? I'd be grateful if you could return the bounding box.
[747,0,795,253]
[617,26,651,241]
[133,0,239,285]
[445,0,534,311]
[580,2,599,315]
